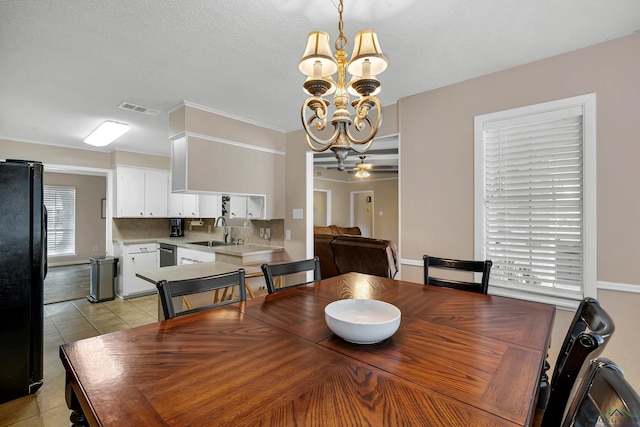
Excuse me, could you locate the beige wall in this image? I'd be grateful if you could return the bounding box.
[44,172,106,265]
[111,151,170,170]
[284,128,309,261]
[1,139,112,169]
[1,138,169,171]
[398,33,640,286]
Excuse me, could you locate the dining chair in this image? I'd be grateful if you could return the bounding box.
[561,358,640,427]
[539,297,616,427]
[261,257,321,294]
[156,269,246,319]
[422,255,492,294]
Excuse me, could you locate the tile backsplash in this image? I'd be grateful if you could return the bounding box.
[112,218,284,247]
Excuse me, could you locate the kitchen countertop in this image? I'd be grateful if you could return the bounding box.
[136,260,263,285]
[114,237,284,257]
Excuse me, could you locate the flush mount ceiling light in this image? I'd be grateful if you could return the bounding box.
[299,0,388,171]
[354,155,372,179]
[84,121,130,147]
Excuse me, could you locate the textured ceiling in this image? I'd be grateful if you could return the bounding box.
[1,0,639,158]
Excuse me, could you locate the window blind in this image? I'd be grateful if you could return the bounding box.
[479,103,589,306]
[44,185,76,256]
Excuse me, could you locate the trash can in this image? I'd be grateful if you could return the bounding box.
[88,256,118,303]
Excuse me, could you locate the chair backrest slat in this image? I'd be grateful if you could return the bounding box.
[261,257,321,294]
[156,269,246,319]
[423,255,492,294]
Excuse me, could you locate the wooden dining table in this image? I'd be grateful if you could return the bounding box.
[60,272,555,426]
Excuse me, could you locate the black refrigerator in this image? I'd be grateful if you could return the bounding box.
[0,159,46,403]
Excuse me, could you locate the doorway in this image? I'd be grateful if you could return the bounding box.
[351,191,374,237]
[313,189,331,226]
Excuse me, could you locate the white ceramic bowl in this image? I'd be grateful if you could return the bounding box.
[324,299,401,344]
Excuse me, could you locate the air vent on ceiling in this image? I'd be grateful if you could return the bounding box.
[118,102,160,116]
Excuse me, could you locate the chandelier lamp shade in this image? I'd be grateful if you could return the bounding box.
[299,0,388,171]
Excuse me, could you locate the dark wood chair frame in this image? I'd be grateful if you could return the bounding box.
[561,357,640,427]
[261,257,321,294]
[156,269,246,319]
[423,255,492,294]
[540,297,616,427]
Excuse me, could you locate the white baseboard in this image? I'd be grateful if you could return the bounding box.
[400,258,422,267]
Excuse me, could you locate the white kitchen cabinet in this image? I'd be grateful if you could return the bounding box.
[228,195,247,219]
[115,242,158,298]
[221,194,265,219]
[115,167,145,217]
[167,192,183,217]
[168,193,199,218]
[198,194,220,218]
[114,167,168,218]
[246,195,265,219]
[177,247,215,265]
[144,170,169,217]
[182,194,198,217]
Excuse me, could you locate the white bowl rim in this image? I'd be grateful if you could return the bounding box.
[324,299,401,325]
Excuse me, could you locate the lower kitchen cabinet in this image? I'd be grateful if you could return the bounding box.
[114,242,158,298]
[177,247,215,265]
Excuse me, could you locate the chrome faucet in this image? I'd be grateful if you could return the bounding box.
[215,216,229,243]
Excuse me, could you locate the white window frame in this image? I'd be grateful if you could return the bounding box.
[44,185,77,256]
[474,94,596,310]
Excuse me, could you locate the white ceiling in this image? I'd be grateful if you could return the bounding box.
[1,0,639,159]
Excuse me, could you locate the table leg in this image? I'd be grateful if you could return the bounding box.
[65,372,89,427]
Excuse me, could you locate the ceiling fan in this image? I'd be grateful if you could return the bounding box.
[354,156,372,178]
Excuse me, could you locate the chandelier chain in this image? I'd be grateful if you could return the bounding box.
[335,0,347,52]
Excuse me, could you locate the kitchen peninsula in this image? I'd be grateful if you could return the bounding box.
[113,236,284,300]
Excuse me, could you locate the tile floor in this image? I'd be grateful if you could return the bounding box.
[0,295,159,427]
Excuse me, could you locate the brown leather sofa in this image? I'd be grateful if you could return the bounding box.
[314,225,362,236]
[313,226,399,279]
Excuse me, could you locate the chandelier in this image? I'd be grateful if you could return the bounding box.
[354,156,372,179]
[299,0,388,171]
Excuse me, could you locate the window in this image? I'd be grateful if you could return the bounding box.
[44,185,76,256]
[474,94,596,309]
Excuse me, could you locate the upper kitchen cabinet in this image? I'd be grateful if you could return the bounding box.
[198,194,220,218]
[114,166,168,218]
[168,191,218,219]
[221,194,265,220]
[167,192,198,218]
[227,195,246,219]
[247,195,265,219]
[169,132,284,219]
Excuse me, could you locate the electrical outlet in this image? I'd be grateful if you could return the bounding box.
[93,245,98,252]
[260,228,264,237]
[264,228,270,239]
[285,229,291,240]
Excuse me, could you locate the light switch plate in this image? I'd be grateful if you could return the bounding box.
[292,208,303,219]
[285,229,291,240]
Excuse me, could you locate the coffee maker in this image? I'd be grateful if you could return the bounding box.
[170,218,185,237]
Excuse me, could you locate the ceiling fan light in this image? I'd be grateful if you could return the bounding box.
[355,169,370,178]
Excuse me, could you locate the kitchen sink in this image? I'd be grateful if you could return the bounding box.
[189,241,236,247]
